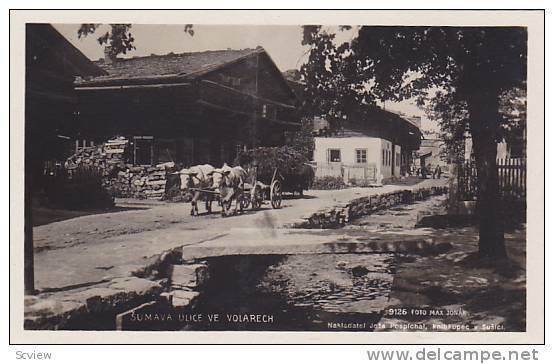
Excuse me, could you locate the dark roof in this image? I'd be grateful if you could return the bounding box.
[76,47,263,86]
[314,106,422,149]
[383,109,422,130]
[314,128,374,138]
[27,24,107,77]
[357,107,423,137]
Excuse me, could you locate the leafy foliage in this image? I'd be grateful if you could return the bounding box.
[311,176,347,190]
[235,146,308,179]
[234,146,314,193]
[300,25,527,258]
[78,24,195,57]
[301,26,526,125]
[78,24,136,58]
[285,117,315,159]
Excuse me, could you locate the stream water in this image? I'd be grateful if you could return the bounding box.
[63,195,446,331]
[184,253,395,331]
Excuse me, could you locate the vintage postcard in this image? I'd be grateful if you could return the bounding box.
[9,10,544,344]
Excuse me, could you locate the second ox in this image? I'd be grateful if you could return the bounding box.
[210,164,248,217]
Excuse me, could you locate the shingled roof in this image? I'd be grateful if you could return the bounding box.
[76,47,263,87]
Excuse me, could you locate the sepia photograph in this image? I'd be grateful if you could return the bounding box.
[9,9,544,344]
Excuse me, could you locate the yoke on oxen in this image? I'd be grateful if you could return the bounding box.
[179,164,216,216]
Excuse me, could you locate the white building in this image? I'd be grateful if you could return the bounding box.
[312,109,422,185]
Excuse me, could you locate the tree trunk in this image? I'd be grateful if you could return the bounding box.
[468,93,507,259]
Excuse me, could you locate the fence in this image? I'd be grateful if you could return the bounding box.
[314,162,378,185]
[458,158,526,201]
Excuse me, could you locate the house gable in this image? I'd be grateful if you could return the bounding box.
[200,49,297,107]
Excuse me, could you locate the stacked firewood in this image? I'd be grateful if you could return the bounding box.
[64,136,173,200]
[65,137,129,174]
[103,164,171,199]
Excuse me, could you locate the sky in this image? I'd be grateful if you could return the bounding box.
[54,24,438,132]
[54,24,311,72]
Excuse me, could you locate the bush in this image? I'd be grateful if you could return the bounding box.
[311,176,348,190]
[347,178,383,187]
[44,165,114,210]
[234,146,309,178]
[234,146,313,193]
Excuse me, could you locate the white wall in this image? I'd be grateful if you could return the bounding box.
[314,136,404,182]
[394,144,402,177]
[382,141,402,178]
[380,139,392,179]
[314,137,380,163]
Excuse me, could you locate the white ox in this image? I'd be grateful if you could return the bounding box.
[210,164,248,216]
[179,164,215,216]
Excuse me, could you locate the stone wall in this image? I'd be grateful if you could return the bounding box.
[24,257,210,330]
[288,186,449,229]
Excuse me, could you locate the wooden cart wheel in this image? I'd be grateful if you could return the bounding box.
[240,192,251,210]
[251,184,263,210]
[270,180,282,209]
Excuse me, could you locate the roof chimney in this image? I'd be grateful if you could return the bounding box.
[104,46,116,65]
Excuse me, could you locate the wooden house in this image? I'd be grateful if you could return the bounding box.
[74,47,299,167]
[25,23,108,292]
[26,24,107,169]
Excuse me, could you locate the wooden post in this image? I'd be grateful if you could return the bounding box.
[150,139,154,166]
[251,53,259,148]
[24,165,34,295]
[24,123,34,295]
[133,137,137,166]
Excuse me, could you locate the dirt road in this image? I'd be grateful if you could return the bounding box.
[33,179,447,291]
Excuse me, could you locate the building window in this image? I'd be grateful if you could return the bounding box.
[134,136,154,166]
[328,149,341,162]
[355,149,367,164]
[396,152,400,166]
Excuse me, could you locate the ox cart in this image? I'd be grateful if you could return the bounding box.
[187,166,283,216]
[175,147,311,216]
[240,167,283,210]
[234,146,314,197]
